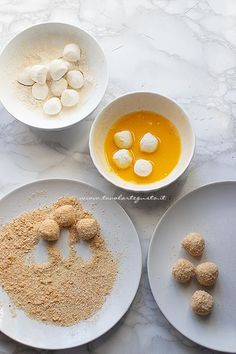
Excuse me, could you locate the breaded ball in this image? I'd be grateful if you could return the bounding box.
[53,205,76,227]
[191,290,214,316]
[76,218,99,240]
[181,232,205,257]
[195,262,218,287]
[172,258,195,283]
[38,219,60,241]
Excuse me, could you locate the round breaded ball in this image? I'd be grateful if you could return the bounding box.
[38,219,60,241]
[76,218,99,240]
[192,290,214,316]
[195,262,218,287]
[181,232,205,257]
[53,205,76,227]
[172,258,195,283]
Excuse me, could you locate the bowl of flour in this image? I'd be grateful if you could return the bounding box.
[0,22,108,130]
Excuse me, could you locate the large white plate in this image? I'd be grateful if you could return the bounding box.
[0,179,142,350]
[148,181,236,353]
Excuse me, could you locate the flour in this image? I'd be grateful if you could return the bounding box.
[8,37,95,113]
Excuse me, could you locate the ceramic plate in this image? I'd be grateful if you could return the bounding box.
[0,179,142,349]
[148,181,236,352]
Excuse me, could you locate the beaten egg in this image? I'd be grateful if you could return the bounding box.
[104,110,181,184]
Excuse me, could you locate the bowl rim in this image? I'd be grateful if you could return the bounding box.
[89,91,195,192]
[0,22,109,131]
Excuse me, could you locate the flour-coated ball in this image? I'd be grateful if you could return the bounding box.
[66,70,84,89]
[61,89,79,107]
[43,97,62,116]
[30,64,48,85]
[32,83,49,100]
[17,66,34,86]
[50,78,68,97]
[49,59,68,81]
[63,43,81,62]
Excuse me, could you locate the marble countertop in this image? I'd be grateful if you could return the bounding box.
[0,0,236,353]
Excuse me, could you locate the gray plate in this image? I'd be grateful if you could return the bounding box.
[0,179,142,350]
[148,181,236,352]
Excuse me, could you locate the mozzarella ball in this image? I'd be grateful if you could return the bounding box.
[30,64,48,85]
[113,149,132,169]
[43,97,62,116]
[61,59,76,71]
[38,219,60,241]
[32,83,49,100]
[53,205,76,227]
[49,59,68,81]
[172,258,195,283]
[63,43,81,62]
[134,159,153,177]
[43,63,51,81]
[17,66,34,86]
[192,290,214,316]
[114,130,133,149]
[76,218,99,240]
[195,262,219,287]
[182,232,205,257]
[61,89,79,107]
[50,78,68,97]
[66,70,84,89]
[140,133,159,153]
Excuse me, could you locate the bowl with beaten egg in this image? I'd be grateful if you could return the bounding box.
[89,92,195,192]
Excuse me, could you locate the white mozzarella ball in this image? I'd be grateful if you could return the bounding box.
[140,133,159,153]
[134,159,153,177]
[45,63,51,81]
[32,83,49,100]
[63,43,81,62]
[114,130,133,149]
[50,78,68,97]
[113,149,132,169]
[66,70,84,89]
[49,59,68,81]
[30,65,48,85]
[43,97,62,116]
[61,59,72,71]
[61,89,79,107]
[17,66,34,86]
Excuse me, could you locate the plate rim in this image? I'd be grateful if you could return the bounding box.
[147,180,236,353]
[0,178,142,350]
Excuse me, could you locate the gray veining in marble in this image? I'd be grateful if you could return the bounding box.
[0,0,236,353]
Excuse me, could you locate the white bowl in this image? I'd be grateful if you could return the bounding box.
[0,23,108,130]
[89,92,195,192]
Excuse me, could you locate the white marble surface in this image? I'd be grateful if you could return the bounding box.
[0,0,236,353]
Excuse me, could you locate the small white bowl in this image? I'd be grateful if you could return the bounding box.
[89,92,195,192]
[0,23,108,130]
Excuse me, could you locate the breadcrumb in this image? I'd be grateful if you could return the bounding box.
[195,262,218,287]
[172,258,195,283]
[192,290,214,316]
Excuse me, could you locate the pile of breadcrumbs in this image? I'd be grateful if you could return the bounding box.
[0,197,118,326]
